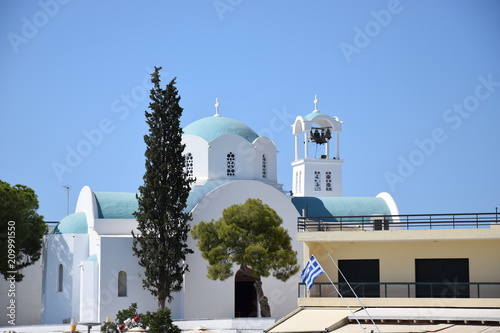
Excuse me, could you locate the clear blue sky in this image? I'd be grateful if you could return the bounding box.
[1,0,499,221]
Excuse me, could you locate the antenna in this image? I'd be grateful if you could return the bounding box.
[62,185,70,216]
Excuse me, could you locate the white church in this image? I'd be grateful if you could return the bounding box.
[17,97,399,324]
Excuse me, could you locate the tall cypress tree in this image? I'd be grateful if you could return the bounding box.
[132,67,194,310]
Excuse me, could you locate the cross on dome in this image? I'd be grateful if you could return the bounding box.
[214,98,221,117]
[313,95,319,113]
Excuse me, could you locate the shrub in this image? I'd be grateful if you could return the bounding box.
[141,308,181,333]
[102,303,181,333]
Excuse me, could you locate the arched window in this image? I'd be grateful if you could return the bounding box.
[185,153,193,178]
[118,271,127,297]
[314,171,321,191]
[227,152,235,176]
[57,264,63,292]
[326,171,332,191]
[262,154,267,178]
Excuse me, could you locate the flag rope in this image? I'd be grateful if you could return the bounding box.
[326,251,381,333]
[316,256,366,333]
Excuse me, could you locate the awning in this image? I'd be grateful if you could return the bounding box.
[265,307,357,333]
[330,323,498,333]
[267,307,500,333]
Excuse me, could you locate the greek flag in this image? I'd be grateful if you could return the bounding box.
[300,255,325,291]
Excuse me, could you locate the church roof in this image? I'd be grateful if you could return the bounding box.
[52,212,88,234]
[94,192,138,219]
[291,196,391,218]
[91,182,235,221]
[183,116,259,143]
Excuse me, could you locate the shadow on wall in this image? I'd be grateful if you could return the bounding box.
[42,233,76,324]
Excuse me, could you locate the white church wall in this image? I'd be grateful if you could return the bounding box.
[79,260,99,322]
[185,180,302,320]
[253,136,278,183]
[208,134,255,181]
[94,218,138,235]
[293,159,343,197]
[99,236,159,322]
[182,135,209,185]
[75,186,97,230]
[291,162,305,196]
[41,233,88,324]
[89,230,101,264]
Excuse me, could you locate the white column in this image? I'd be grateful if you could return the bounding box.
[335,132,340,159]
[294,134,299,161]
[325,140,330,159]
[304,132,309,159]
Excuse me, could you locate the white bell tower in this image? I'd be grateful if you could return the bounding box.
[291,95,344,197]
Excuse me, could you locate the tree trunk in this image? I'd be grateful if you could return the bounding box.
[254,280,271,317]
[158,296,166,310]
[239,264,271,317]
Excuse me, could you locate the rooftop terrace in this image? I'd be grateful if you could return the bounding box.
[297,212,500,232]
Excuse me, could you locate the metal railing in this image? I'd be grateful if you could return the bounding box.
[298,282,500,299]
[297,212,500,232]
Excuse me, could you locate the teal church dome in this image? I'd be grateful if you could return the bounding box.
[52,212,88,234]
[183,116,259,143]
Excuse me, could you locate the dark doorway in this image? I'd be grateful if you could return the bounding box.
[415,259,470,298]
[373,216,389,230]
[338,259,380,297]
[234,270,257,317]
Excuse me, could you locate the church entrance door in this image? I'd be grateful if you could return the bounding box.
[234,269,258,317]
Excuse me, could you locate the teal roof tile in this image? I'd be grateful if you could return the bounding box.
[292,196,391,219]
[94,192,138,219]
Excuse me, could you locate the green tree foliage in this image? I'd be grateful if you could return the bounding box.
[191,198,299,317]
[0,180,47,281]
[142,308,181,333]
[132,67,194,310]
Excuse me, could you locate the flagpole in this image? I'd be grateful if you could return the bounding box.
[327,252,381,333]
[309,255,367,333]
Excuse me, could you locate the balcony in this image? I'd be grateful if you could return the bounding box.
[298,282,500,299]
[297,212,500,232]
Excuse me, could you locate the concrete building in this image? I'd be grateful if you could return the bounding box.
[266,212,500,332]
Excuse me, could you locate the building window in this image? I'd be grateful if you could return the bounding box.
[314,171,321,191]
[57,264,63,292]
[415,259,470,298]
[185,153,193,178]
[339,259,380,297]
[118,271,127,297]
[227,152,235,176]
[325,171,332,191]
[262,155,267,178]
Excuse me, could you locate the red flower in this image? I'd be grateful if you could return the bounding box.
[118,324,125,330]
[133,316,140,322]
